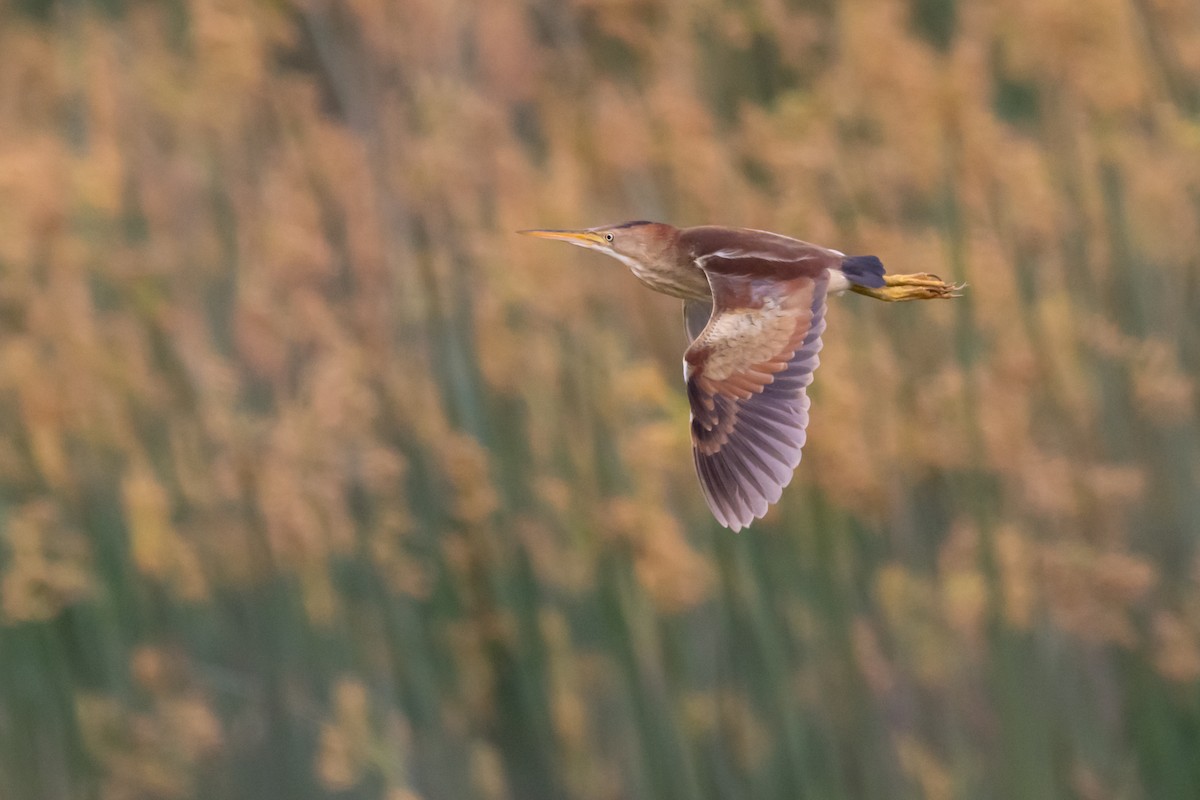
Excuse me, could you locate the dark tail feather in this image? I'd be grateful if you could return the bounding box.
[840,255,886,289]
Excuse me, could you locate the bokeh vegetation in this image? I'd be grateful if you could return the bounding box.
[2,0,1200,797]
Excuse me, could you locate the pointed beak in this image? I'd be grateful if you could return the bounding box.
[517,229,607,248]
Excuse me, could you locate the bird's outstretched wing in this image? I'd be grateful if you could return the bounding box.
[684,262,828,531]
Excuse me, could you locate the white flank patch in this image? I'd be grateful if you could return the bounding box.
[826,268,851,295]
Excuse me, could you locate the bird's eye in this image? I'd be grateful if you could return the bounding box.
[605,232,614,243]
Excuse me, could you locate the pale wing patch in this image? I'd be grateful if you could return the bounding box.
[696,298,801,382]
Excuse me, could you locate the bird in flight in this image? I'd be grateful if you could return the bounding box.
[520,222,962,531]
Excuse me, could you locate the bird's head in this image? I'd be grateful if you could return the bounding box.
[519,221,673,267]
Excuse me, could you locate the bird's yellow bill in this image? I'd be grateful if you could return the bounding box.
[518,229,606,246]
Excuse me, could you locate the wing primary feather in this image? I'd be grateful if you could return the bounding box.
[719,445,765,501]
[706,452,751,526]
[728,437,788,500]
[720,447,771,516]
[696,451,738,526]
[695,451,735,527]
[736,418,802,466]
[737,406,804,446]
[740,397,804,428]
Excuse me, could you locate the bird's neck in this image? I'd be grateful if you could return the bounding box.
[619,250,711,301]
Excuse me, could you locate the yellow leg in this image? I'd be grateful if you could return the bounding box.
[851,273,965,302]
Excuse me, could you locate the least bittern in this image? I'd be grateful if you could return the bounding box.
[520,222,963,531]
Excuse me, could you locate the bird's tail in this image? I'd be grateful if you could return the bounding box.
[840,255,886,289]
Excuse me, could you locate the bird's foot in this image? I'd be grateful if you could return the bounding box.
[855,273,965,302]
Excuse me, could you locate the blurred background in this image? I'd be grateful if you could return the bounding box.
[2,0,1199,798]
